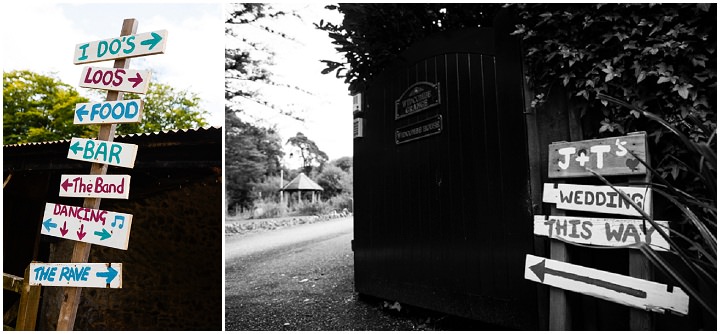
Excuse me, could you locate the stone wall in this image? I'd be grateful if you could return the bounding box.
[39,176,221,330]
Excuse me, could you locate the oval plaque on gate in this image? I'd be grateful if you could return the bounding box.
[395,81,440,120]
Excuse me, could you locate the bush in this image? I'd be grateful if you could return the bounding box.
[295,201,333,216]
[328,193,354,212]
[251,199,287,219]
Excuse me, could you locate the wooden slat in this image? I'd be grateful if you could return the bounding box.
[3,273,23,293]
[548,133,647,178]
[16,264,41,330]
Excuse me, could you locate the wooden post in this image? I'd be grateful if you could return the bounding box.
[56,18,138,331]
[629,133,653,330]
[16,263,41,330]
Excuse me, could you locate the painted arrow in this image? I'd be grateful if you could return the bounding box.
[61,178,73,192]
[42,218,57,232]
[76,104,89,122]
[60,221,69,236]
[140,32,163,50]
[96,266,119,284]
[77,224,86,240]
[530,258,646,298]
[524,254,689,315]
[94,228,112,241]
[127,72,144,88]
[69,141,84,155]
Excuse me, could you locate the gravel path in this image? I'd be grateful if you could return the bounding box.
[225,218,504,331]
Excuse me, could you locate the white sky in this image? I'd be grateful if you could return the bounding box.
[2,2,353,163]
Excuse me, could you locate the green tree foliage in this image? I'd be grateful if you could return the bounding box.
[226,110,284,210]
[4,70,210,144]
[286,132,328,175]
[3,70,95,144]
[121,83,208,134]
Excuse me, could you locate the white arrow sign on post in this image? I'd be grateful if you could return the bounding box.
[78,66,151,94]
[524,254,688,315]
[74,99,143,125]
[29,263,122,288]
[41,203,132,250]
[74,30,168,64]
[67,137,138,169]
[59,174,131,199]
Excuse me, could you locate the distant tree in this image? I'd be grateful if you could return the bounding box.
[331,156,353,173]
[225,3,310,122]
[315,163,352,199]
[121,82,209,134]
[225,110,284,211]
[3,70,94,144]
[286,132,328,175]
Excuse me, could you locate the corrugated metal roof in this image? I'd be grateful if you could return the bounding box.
[3,126,221,148]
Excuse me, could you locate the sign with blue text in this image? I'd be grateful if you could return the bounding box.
[524,254,688,315]
[74,30,168,65]
[78,66,151,94]
[67,137,138,169]
[59,174,131,199]
[533,215,670,251]
[41,203,132,250]
[74,99,143,125]
[542,183,651,217]
[29,263,122,288]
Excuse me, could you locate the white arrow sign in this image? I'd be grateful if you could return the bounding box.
[78,66,151,94]
[41,203,132,250]
[67,137,138,169]
[59,174,131,199]
[74,30,168,64]
[533,215,670,251]
[29,263,122,288]
[542,183,651,217]
[74,99,144,125]
[524,254,688,315]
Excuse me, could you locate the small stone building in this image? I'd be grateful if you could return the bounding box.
[3,127,221,330]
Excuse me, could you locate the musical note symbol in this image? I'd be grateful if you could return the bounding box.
[112,215,125,229]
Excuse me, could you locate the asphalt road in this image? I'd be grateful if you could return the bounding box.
[224,217,424,331]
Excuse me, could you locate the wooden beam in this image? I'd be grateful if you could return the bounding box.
[16,264,41,330]
[55,18,138,331]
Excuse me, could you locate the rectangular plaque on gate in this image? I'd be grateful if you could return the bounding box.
[395,82,440,119]
[396,115,442,145]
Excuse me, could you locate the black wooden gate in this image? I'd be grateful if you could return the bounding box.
[353,14,538,329]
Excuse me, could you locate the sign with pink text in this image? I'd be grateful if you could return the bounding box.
[59,175,131,199]
[78,66,151,94]
[41,203,132,250]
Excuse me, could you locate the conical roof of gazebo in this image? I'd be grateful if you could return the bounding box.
[281,172,323,191]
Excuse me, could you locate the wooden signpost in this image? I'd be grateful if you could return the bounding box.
[41,18,167,330]
[78,66,151,94]
[59,174,131,199]
[66,137,138,168]
[74,99,144,125]
[524,255,688,315]
[74,30,167,64]
[527,132,688,330]
[29,263,122,289]
[533,215,670,251]
[41,203,132,250]
[542,183,651,217]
